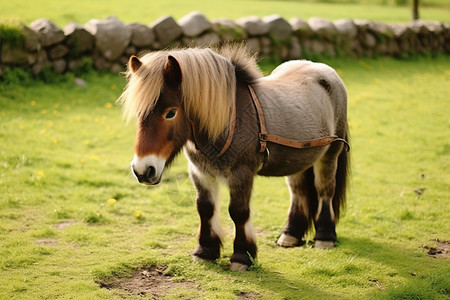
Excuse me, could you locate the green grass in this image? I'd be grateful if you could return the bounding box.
[1,56,449,299]
[1,0,449,26]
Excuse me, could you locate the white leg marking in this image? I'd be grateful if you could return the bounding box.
[277,233,300,247]
[189,162,223,240]
[286,176,309,218]
[315,199,323,221]
[244,218,256,244]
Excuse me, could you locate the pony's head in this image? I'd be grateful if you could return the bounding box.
[119,48,256,185]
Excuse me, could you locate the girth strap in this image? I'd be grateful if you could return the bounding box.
[248,85,350,153]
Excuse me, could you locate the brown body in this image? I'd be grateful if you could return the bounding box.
[119,46,350,270]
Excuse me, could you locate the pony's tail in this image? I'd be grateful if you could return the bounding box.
[333,125,350,222]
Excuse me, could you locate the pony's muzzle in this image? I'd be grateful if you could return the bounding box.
[131,154,165,185]
[132,166,160,185]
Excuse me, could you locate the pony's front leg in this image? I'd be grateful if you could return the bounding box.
[228,170,257,271]
[190,164,223,261]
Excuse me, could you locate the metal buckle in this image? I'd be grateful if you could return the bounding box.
[259,133,267,141]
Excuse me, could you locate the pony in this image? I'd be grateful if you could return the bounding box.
[118,46,350,271]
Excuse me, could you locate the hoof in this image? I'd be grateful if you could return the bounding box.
[277,233,301,247]
[230,262,249,272]
[192,244,220,261]
[192,254,209,263]
[315,240,335,249]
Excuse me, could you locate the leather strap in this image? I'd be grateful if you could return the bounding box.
[216,102,236,157]
[248,85,268,152]
[248,85,350,153]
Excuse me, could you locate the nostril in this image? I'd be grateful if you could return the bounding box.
[146,166,156,179]
[131,166,139,178]
[131,166,144,182]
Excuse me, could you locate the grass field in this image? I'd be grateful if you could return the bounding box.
[0,55,449,299]
[1,0,449,26]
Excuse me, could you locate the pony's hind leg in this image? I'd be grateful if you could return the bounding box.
[277,167,316,247]
[313,145,342,249]
[190,164,223,261]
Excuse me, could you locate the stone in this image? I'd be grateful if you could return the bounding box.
[48,44,69,60]
[308,17,337,41]
[236,16,269,36]
[392,24,414,40]
[125,45,137,56]
[93,54,112,71]
[260,36,272,56]
[27,52,38,65]
[110,63,124,73]
[68,59,82,71]
[290,18,313,37]
[368,21,394,39]
[1,45,28,64]
[245,37,261,54]
[85,16,131,61]
[362,32,377,48]
[263,14,292,41]
[179,11,212,37]
[119,55,129,66]
[354,19,371,31]
[23,26,41,52]
[311,39,326,54]
[30,18,65,47]
[52,59,66,73]
[333,19,357,38]
[64,22,95,54]
[74,77,88,88]
[127,23,155,48]
[194,32,220,47]
[419,21,444,34]
[213,19,246,41]
[289,36,302,59]
[151,16,183,47]
[31,50,49,75]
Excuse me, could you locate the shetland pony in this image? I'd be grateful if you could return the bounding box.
[119,46,349,271]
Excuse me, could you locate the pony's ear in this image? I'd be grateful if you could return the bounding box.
[164,55,182,87]
[129,56,142,73]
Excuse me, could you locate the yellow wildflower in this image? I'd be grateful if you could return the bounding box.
[135,210,142,219]
[107,198,117,206]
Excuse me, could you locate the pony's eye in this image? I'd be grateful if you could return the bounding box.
[165,109,177,120]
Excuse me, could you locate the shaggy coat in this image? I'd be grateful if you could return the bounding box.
[119,46,349,270]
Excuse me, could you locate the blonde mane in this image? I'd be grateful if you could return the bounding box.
[118,46,262,140]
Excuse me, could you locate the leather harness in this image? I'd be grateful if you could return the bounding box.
[215,85,350,158]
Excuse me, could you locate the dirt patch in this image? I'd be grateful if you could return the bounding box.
[36,238,58,246]
[237,291,259,299]
[98,266,197,298]
[55,220,77,229]
[424,240,450,258]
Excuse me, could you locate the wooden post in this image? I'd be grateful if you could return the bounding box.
[412,0,419,21]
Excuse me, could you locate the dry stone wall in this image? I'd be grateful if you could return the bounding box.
[1,12,449,76]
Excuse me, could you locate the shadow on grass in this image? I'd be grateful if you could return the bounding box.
[198,259,337,299]
[339,236,450,299]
